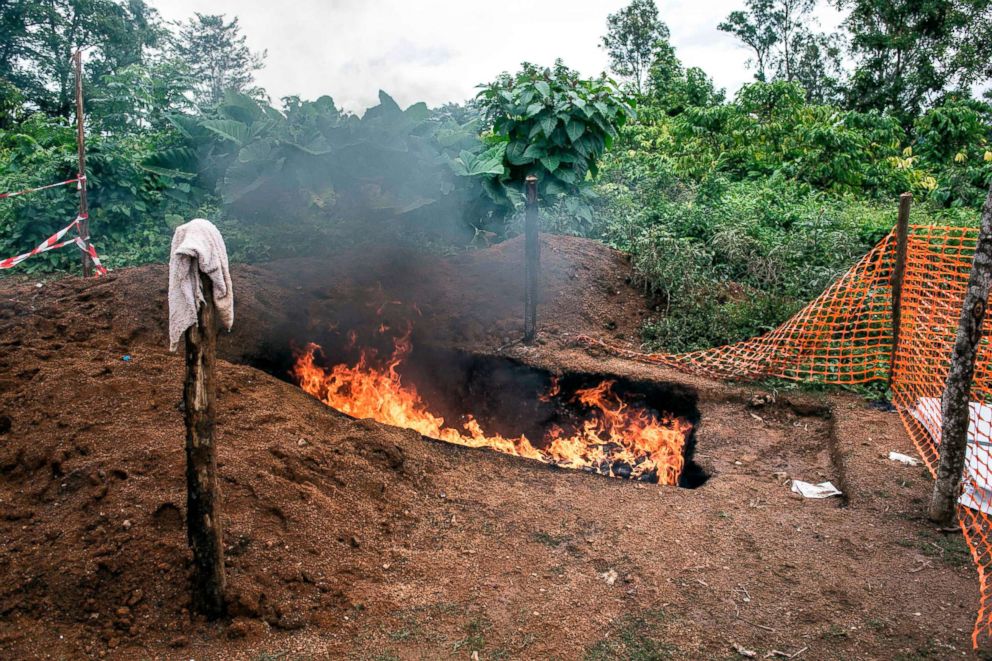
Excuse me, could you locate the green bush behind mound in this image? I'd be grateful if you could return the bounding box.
[2,4,991,356]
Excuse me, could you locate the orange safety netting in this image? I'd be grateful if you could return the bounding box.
[579,224,992,647]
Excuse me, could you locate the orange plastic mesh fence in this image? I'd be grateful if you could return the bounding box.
[578,224,992,647]
[582,230,899,383]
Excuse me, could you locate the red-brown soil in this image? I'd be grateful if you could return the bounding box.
[0,234,983,660]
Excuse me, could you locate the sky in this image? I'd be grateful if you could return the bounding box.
[151,1,846,113]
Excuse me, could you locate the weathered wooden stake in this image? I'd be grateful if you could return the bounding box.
[929,183,992,525]
[524,175,539,343]
[889,192,912,388]
[72,50,92,277]
[184,274,226,617]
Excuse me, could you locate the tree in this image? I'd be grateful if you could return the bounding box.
[836,0,992,122]
[770,0,814,83]
[0,0,35,81]
[88,57,195,132]
[477,61,633,220]
[718,0,781,83]
[719,0,844,102]
[791,32,846,104]
[0,0,163,117]
[929,181,992,524]
[601,0,669,96]
[172,13,265,108]
[645,41,724,113]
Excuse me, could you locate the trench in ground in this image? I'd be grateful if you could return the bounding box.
[247,339,708,488]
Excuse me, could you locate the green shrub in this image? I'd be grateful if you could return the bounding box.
[592,146,982,352]
[0,113,201,274]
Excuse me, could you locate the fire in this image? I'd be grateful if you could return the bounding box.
[291,331,691,485]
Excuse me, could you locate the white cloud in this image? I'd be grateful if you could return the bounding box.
[151,0,845,113]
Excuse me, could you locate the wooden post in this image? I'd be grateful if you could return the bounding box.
[889,192,912,388]
[184,274,225,617]
[72,50,92,277]
[928,183,992,525]
[523,175,539,344]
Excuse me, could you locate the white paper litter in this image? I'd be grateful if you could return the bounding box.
[911,397,992,514]
[790,480,842,498]
[888,451,922,466]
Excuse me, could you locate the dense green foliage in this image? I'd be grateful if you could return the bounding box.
[0,111,205,270]
[586,0,992,352]
[174,13,266,107]
[718,0,844,103]
[478,61,633,227]
[0,2,630,269]
[601,0,669,96]
[593,83,990,351]
[838,0,992,124]
[159,89,512,252]
[1,0,992,356]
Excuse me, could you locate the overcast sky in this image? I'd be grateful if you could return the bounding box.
[151,1,845,113]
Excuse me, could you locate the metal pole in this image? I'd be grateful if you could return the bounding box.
[73,50,92,277]
[889,192,912,388]
[524,175,539,343]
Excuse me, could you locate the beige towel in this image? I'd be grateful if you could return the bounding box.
[168,218,234,351]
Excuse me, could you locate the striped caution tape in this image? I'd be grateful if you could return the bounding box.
[0,214,108,276]
[73,236,108,276]
[0,217,83,270]
[0,176,85,200]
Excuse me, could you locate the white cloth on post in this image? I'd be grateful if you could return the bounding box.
[168,218,234,351]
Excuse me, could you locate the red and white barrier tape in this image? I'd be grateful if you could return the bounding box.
[73,236,108,276]
[0,176,85,200]
[0,215,107,276]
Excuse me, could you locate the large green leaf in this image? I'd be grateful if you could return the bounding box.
[202,119,250,146]
[539,154,561,172]
[285,134,334,156]
[450,145,506,177]
[221,91,266,124]
[566,120,585,143]
[522,143,546,160]
[141,147,197,177]
[525,102,544,117]
[238,140,273,163]
[378,90,402,113]
[506,141,530,165]
[555,167,579,184]
[540,114,558,138]
[404,101,429,122]
[167,114,210,140]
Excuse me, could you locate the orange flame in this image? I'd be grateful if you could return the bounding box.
[291,333,690,485]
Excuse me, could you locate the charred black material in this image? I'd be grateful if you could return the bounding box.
[246,340,707,489]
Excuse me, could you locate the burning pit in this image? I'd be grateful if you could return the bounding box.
[265,324,704,487]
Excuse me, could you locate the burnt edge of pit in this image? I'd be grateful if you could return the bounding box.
[241,342,709,489]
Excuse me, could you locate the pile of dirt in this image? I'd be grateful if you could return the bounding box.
[0,234,984,659]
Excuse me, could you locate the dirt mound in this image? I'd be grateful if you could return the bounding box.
[0,234,983,659]
[0,234,648,657]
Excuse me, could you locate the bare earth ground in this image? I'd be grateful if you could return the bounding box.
[0,234,984,660]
